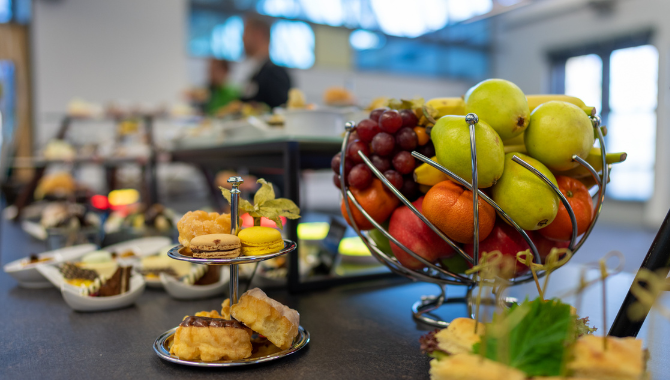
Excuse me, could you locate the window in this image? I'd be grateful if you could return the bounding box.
[211,16,245,61]
[0,0,12,23]
[269,20,315,69]
[551,33,658,201]
[189,1,495,78]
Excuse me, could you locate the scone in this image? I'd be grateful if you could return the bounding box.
[169,316,252,361]
[190,234,241,259]
[230,288,299,350]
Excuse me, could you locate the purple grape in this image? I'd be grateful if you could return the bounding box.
[399,109,419,128]
[371,132,395,157]
[395,127,418,151]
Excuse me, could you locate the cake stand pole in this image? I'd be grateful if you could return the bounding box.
[227,176,244,305]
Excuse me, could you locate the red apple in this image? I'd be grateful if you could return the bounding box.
[464,220,531,278]
[464,220,572,278]
[530,232,570,264]
[389,197,454,270]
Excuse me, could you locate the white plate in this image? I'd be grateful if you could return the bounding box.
[160,269,230,300]
[61,275,145,312]
[3,244,97,288]
[103,237,172,259]
[21,220,47,240]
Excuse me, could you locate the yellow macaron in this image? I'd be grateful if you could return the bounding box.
[237,227,284,256]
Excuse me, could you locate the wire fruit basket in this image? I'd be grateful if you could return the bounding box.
[339,113,608,327]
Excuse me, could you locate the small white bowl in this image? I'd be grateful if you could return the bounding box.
[160,269,230,300]
[104,237,172,260]
[3,244,97,288]
[60,275,145,312]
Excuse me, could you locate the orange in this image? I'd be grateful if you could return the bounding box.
[340,179,400,230]
[422,180,495,244]
[539,175,593,241]
[414,127,430,146]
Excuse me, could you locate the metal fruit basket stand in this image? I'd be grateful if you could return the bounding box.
[339,113,609,328]
[153,177,310,367]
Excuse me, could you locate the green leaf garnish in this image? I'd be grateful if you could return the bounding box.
[220,179,300,230]
[474,298,574,377]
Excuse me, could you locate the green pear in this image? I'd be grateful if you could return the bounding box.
[368,223,394,257]
[464,79,530,140]
[492,152,559,230]
[525,101,595,171]
[431,115,504,188]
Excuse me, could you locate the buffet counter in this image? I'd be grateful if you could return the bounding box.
[2,219,669,379]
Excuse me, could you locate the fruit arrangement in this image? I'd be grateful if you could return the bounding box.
[332,78,627,283]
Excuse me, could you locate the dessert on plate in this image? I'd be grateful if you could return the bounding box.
[169,287,300,362]
[58,251,134,297]
[420,298,646,380]
[177,210,231,255]
[189,233,241,259]
[237,227,284,256]
[169,316,253,361]
[230,287,300,350]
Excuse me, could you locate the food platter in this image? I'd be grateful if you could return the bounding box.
[154,176,306,367]
[167,239,297,265]
[153,326,310,367]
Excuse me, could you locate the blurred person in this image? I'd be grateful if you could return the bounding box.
[204,59,240,115]
[186,59,239,115]
[237,16,292,108]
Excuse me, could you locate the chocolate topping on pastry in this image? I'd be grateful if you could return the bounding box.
[180,316,245,329]
[59,262,98,280]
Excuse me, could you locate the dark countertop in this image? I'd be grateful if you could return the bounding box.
[2,220,669,379]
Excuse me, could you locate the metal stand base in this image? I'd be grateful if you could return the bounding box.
[411,286,518,328]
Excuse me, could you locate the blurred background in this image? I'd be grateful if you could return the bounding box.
[1,0,668,285]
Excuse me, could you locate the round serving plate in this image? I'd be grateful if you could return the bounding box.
[153,325,310,367]
[167,239,297,265]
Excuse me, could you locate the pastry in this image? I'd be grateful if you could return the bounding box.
[220,298,231,319]
[250,336,283,357]
[189,234,241,259]
[429,353,526,380]
[140,252,191,280]
[169,316,252,361]
[567,335,644,380]
[35,173,76,200]
[177,211,232,250]
[80,266,132,297]
[195,310,224,319]
[237,227,284,256]
[22,254,52,266]
[434,318,485,355]
[230,288,299,350]
[180,265,221,285]
[60,262,98,287]
[81,250,113,263]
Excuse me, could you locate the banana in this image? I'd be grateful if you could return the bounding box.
[414,156,451,186]
[526,94,595,116]
[579,172,611,190]
[426,97,466,117]
[554,148,627,178]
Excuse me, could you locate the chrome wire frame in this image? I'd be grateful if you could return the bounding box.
[338,114,608,326]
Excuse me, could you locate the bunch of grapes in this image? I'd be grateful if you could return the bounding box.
[331,108,435,201]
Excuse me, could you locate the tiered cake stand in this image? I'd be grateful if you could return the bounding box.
[153,177,309,367]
